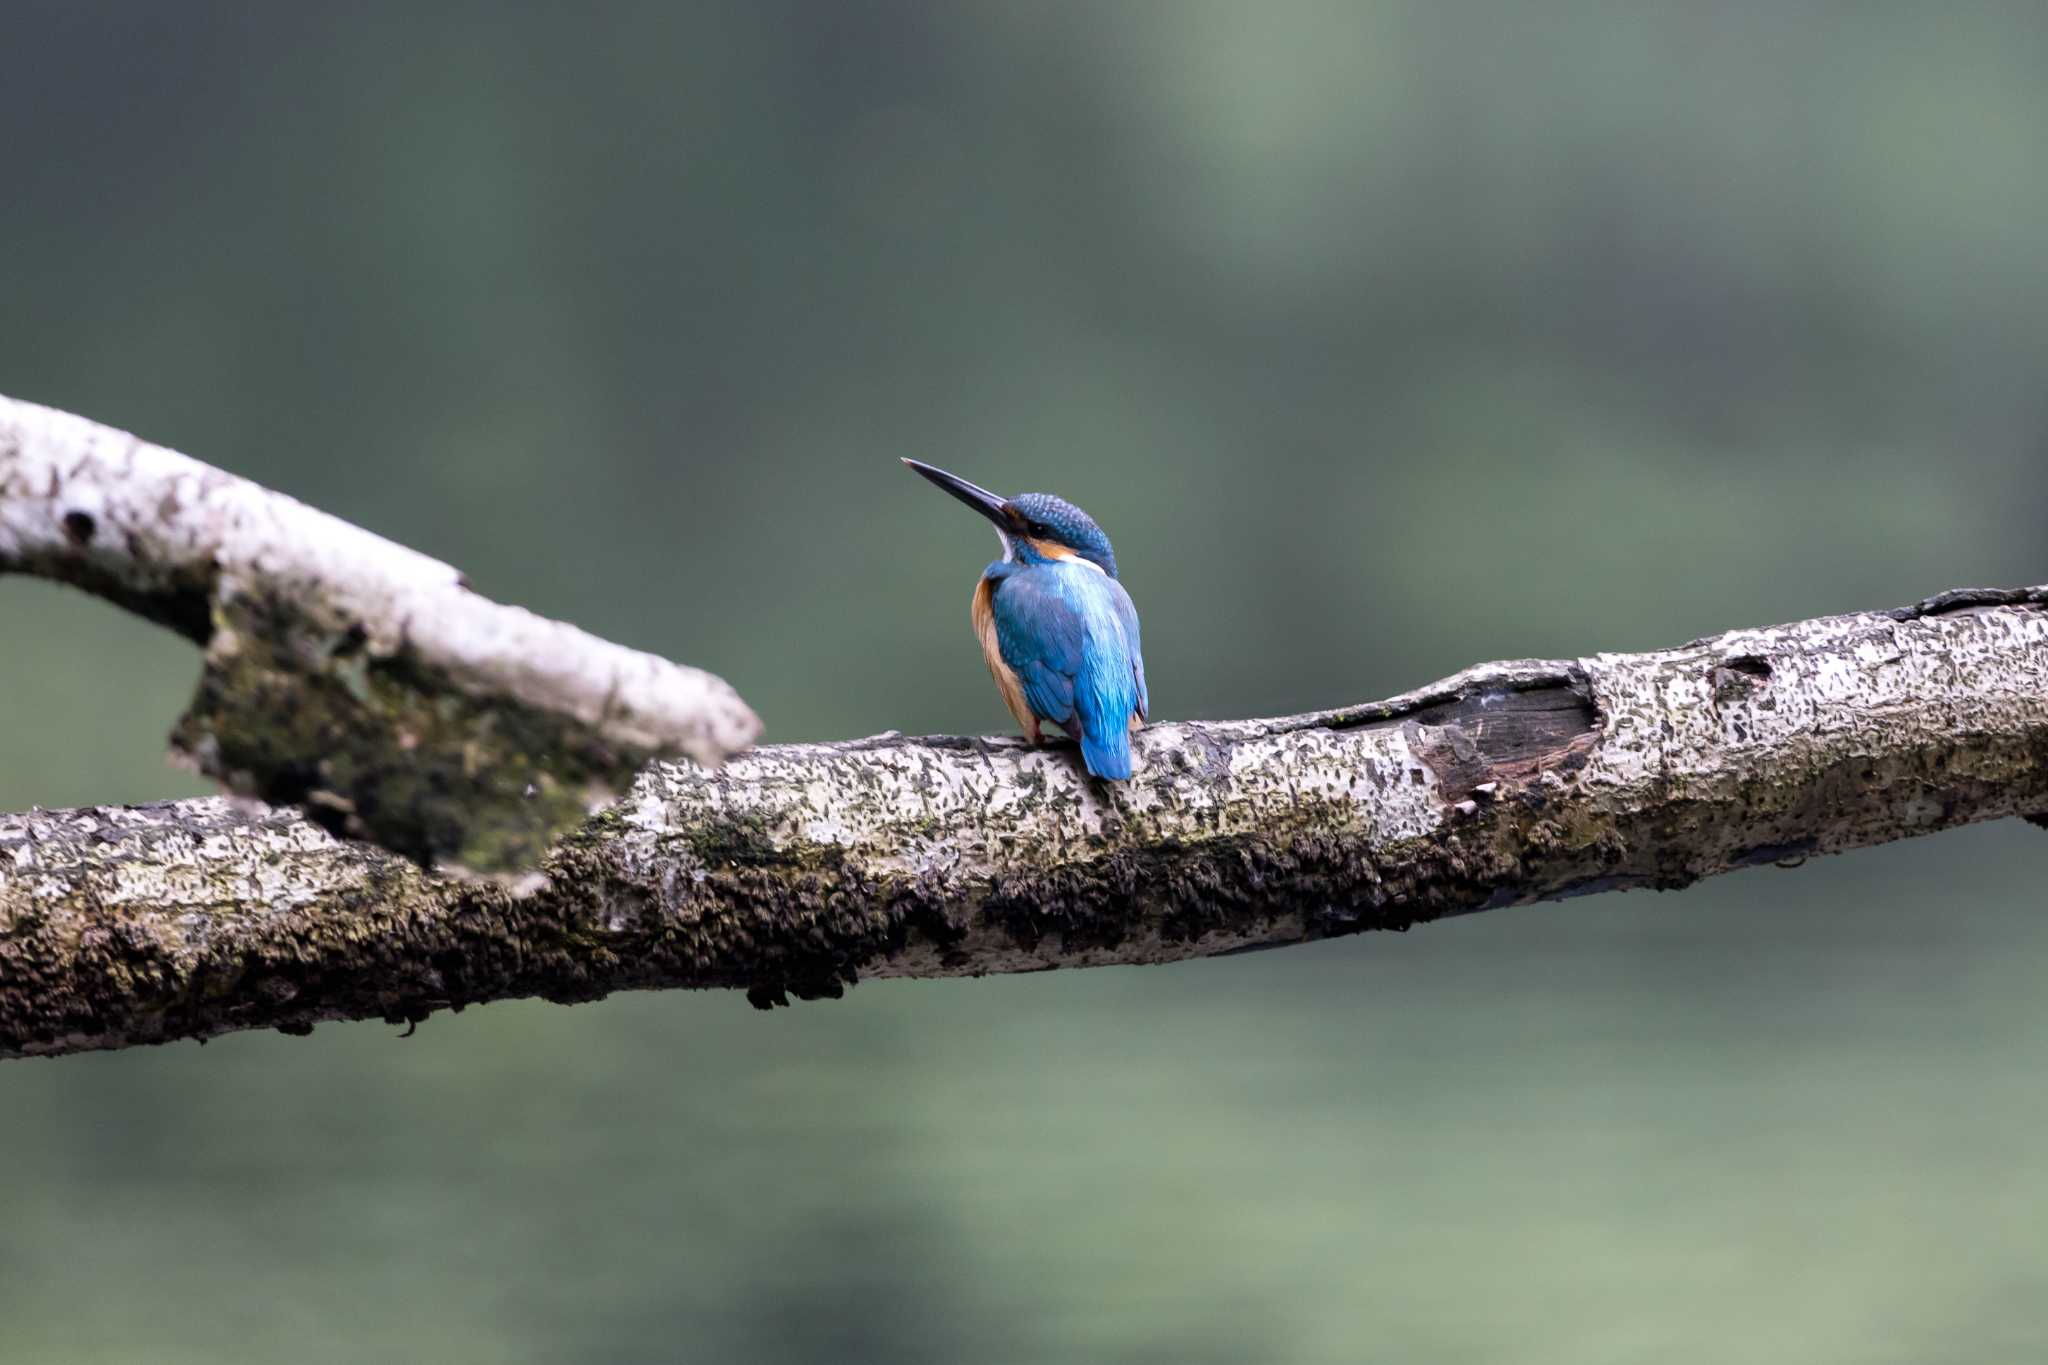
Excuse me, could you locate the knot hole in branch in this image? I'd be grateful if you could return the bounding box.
[1712,654,1772,708]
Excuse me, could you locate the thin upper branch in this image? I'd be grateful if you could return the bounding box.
[6,583,2047,1059]
[0,394,760,869]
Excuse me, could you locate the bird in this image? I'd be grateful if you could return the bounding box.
[903,459,1149,780]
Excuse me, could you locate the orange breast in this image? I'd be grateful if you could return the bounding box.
[971,577,1039,742]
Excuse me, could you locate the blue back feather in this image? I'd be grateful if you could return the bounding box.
[986,558,1146,780]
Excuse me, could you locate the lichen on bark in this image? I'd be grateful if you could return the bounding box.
[172,594,648,869]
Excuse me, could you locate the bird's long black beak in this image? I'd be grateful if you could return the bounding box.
[901,459,1013,528]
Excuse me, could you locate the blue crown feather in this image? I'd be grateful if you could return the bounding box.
[1009,493,1119,579]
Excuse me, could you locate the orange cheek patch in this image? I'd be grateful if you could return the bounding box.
[1025,538,1106,574]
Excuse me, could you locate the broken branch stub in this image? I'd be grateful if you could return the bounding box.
[0,395,761,871]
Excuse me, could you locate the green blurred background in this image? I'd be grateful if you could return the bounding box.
[5,3,2048,1361]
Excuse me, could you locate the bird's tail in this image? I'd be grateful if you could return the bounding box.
[1079,726,1133,781]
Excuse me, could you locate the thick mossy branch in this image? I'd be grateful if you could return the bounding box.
[6,584,2048,1060]
[0,394,760,870]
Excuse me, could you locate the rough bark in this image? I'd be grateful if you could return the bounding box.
[6,584,2047,1059]
[0,395,760,871]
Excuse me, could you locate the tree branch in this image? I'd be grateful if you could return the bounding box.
[7,582,2047,1058]
[0,395,760,870]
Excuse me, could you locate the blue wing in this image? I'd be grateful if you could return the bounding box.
[987,561,1147,779]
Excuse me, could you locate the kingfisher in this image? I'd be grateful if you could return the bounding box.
[903,459,1149,780]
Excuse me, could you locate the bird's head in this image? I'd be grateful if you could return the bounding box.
[902,459,1120,578]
